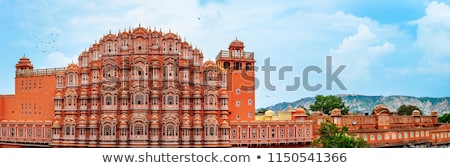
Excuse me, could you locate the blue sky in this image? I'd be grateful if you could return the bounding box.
[1,0,450,108]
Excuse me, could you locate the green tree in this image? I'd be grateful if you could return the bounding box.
[438,113,450,123]
[257,108,268,114]
[397,105,422,116]
[309,95,349,115]
[297,105,310,115]
[312,121,369,148]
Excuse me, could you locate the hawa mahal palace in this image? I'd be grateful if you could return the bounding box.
[1,25,450,147]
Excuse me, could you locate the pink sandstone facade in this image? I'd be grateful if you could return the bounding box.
[0,25,449,148]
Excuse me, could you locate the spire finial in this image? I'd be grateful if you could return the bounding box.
[139,23,141,27]
[109,29,111,34]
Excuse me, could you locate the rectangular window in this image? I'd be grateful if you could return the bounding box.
[27,128,32,137]
[45,128,51,138]
[231,129,237,139]
[297,128,302,137]
[251,128,257,139]
[2,128,6,137]
[11,128,15,137]
[36,128,41,138]
[241,128,247,139]
[19,128,24,137]
[261,128,266,139]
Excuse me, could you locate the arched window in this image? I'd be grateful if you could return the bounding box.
[234,62,241,70]
[68,74,73,85]
[67,96,72,106]
[65,126,71,136]
[168,96,174,105]
[224,62,230,70]
[105,96,112,105]
[135,94,144,105]
[167,125,174,136]
[209,127,214,136]
[104,125,111,136]
[209,96,213,105]
[245,63,252,70]
[133,123,144,136]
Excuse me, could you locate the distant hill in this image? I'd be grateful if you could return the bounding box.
[263,95,450,115]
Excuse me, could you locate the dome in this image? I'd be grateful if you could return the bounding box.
[78,115,87,125]
[120,30,129,36]
[182,115,189,121]
[67,63,78,71]
[412,110,421,117]
[151,121,159,127]
[52,120,61,128]
[193,118,202,127]
[151,90,160,98]
[163,32,179,40]
[221,120,229,127]
[293,108,307,116]
[55,91,63,99]
[16,55,34,69]
[219,89,228,98]
[193,89,201,97]
[181,85,191,95]
[89,115,98,126]
[229,39,244,49]
[193,48,200,55]
[132,26,148,36]
[151,114,158,120]
[203,60,216,67]
[120,113,128,120]
[121,89,129,98]
[91,87,98,95]
[373,104,389,115]
[80,88,88,97]
[121,89,129,95]
[265,110,275,117]
[431,111,438,116]
[91,62,100,69]
[331,108,342,116]
[119,119,127,126]
[56,71,65,76]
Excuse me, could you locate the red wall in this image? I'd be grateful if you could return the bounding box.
[0,95,16,121]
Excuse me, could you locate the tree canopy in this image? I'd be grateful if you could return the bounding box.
[309,95,349,115]
[438,113,450,123]
[397,105,422,116]
[312,121,369,148]
[257,108,268,114]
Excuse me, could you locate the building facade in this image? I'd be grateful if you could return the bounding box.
[2,25,448,148]
[0,26,313,147]
[262,105,450,147]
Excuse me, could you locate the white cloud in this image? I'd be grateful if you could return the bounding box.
[9,0,410,107]
[330,24,395,81]
[47,52,78,68]
[414,1,450,75]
